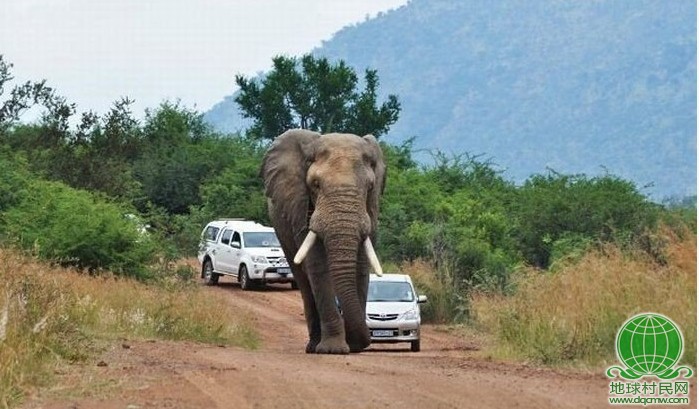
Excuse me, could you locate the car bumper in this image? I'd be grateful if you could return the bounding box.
[250,265,294,283]
[367,320,420,342]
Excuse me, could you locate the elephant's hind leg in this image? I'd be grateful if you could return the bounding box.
[290,263,321,353]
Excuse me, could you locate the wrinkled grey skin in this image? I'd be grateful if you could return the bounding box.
[261,129,386,354]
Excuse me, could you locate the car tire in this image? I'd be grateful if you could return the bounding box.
[202,260,218,286]
[240,265,252,291]
[291,281,299,290]
[410,339,420,352]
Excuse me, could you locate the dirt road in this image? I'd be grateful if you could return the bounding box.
[24,278,694,408]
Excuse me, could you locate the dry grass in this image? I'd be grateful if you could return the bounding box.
[389,259,467,323]
[0,249,258,408]
[471,226,696,368]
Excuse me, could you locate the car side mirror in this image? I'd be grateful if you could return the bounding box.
[231,241,241,249]
[417,295,428,304]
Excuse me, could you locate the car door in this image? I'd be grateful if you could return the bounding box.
[230,231,243,275]
[216,228,235,273]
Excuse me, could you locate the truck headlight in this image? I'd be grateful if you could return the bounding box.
[400,308,419,321]
[251,255,267,264]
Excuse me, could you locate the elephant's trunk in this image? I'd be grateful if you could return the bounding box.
[312,186,372,352]
[325,229,371,352]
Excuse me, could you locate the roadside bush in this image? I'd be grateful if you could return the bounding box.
[1,178,155,278]
[198,162,268,225]
[0,153,30,213]
[512,173,657,268]
[471,225,696,367]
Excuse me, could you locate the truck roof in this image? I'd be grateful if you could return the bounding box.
[206,219,275,232]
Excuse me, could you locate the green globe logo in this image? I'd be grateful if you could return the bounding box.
[607,313,693,380]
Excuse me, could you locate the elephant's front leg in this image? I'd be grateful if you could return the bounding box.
[304,247,349,354]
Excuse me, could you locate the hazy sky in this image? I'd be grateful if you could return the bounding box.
[0,0,408,118]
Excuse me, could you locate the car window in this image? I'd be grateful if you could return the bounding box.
[220,229,232,245]
[232,231,241,246]
[367,281,415,302]
[204,226,220,241]
[243,232,281,248]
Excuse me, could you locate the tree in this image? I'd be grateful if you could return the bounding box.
[0,55,73,131]
[235,54,400,139]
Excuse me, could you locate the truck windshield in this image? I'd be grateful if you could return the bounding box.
[367,281,415,302]
[243,232,281,248]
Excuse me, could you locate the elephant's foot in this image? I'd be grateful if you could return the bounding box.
[315,336,350,354]
[305,338,320,354]
[347,330,371,353]
[348,341,369,353]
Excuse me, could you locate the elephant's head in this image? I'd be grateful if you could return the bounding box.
[261,129,386,352]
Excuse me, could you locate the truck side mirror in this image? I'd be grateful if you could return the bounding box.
[231,241,241,249]
[417,295,428,304]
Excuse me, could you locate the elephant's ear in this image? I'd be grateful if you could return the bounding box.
[261,129,320,243]
[363,134,386,233]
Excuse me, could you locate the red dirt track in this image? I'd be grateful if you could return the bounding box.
[23,278,695,409]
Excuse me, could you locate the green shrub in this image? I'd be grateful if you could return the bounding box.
[512,173,657,268]
[1,178,155,278]
[0,154,31,213]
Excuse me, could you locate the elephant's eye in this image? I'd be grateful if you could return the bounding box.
[363,153,377,169]
[312,179,321,190]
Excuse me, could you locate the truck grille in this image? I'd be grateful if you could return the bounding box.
[367,313,399,321]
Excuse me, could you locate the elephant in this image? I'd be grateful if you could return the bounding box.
[261,129,386,354]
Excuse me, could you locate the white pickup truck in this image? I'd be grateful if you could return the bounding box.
[197,219,295,290]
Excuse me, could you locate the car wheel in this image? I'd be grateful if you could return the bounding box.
[202,260,218,286]
[240,265,252,291]
[291,281,299,290]
[410,339,420,352]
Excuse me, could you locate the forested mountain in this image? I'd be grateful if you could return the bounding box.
[205,0,697,200]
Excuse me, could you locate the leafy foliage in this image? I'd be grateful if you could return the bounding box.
[513,172,658,268]
[235,54,400,139]
[0,55,74,130]
[0,155,155,278]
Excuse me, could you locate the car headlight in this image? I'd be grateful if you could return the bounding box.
[251,255,268,263]
[400,308,419,321]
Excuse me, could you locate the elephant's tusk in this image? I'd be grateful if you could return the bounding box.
[294,231,317,264]
[364,238,383,277]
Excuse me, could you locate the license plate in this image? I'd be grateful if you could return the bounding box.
[277,268,291,274]
[372,330,394,337]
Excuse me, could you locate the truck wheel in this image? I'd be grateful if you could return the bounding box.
[202,260,218,286]
[240,265,252,291]
[410,339,421,352]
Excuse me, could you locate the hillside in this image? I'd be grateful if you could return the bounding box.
[204,0,697,200]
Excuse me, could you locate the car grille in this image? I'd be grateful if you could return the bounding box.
[267,256,287,265]
[367,313,399,321]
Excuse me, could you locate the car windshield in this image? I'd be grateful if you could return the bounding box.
[367,281,415,302]
[243,232,281,248]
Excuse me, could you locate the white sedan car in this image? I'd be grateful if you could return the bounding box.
[365,274,427,352]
